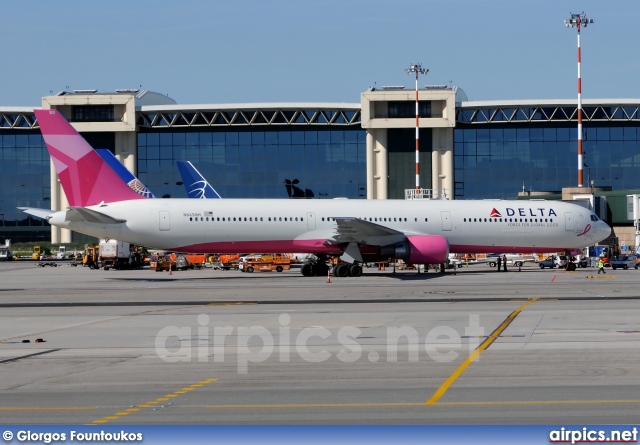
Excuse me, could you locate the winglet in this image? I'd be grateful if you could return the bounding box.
[34,109,146,206]
[176,161,222,199]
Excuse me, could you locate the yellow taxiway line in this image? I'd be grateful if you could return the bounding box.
[90,378,218,424]
[425,298,538,405]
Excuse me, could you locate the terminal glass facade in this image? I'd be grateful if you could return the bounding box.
[454,123,640,200]
[137,128,367,200]
[0,131,51,243]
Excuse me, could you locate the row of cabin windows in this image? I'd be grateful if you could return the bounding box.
[463,217,554,223]
[188,216,431,223]
[322,217,429,223]
[189,214,592,225]
[189,216,304,222]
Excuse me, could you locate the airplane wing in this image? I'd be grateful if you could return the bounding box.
[18,207,55,219]
[327,217,407,248]
[332,217,403,242]
[326,217,443,264]
[65,207,126,224]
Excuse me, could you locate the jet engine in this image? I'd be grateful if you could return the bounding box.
[378,235,449,264]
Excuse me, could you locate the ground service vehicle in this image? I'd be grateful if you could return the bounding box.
[184,253,207,269]
[538,256,557,269]
[574,255,589,268]
[174,255,193,270]
[239,254,291,273]
[487,254,533,268]
[150,254,177,272]
[148,254,159,270]
[99,239,142,270]
[214,254,241,270]
[32,246,42,260]
[0,240,12,261]
[610,255,638,270]
[83,245,100,268]
[554,255,569,268]
[56,245,67,260]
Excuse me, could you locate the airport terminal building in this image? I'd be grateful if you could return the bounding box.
[1,87,639,247]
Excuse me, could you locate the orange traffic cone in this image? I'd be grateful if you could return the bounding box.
[327,266,332,283]
[169,264,173,275]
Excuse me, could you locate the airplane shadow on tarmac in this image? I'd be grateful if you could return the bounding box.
[105,267,531,283]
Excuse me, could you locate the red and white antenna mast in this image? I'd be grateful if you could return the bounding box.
[405,63,428,192]
[565,12,594,188]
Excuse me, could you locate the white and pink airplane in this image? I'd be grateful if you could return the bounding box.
[22,109,611,277]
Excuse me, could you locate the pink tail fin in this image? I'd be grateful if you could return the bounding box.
[34,109,146,207]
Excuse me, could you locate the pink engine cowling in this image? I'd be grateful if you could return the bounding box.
[378,235,449,264]
[406,235,449,264]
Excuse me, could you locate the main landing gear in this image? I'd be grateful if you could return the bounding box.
[300,261,330,277]
[300,255,363,278]
[332,263,363,278]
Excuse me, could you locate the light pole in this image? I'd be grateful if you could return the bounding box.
[565,12,594,188]
[405,63,428,192]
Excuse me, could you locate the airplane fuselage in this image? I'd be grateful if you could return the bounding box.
[48,198,610,258]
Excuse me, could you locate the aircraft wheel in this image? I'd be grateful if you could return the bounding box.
[336,264,349,278]
[301,263,313,277]
[315,263,329,277]
[349,264,363,277]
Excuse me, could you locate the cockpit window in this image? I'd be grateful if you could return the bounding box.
[590,215,600,221]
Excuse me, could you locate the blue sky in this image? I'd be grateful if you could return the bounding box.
[2,0,638,106]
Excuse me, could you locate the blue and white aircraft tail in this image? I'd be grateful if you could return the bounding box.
[96,149,155,199]
[176,161,221,199]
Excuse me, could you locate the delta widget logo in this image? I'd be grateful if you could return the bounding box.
[490,208,502,218]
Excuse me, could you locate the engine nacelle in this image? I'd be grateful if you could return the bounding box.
[378,235,449,264]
